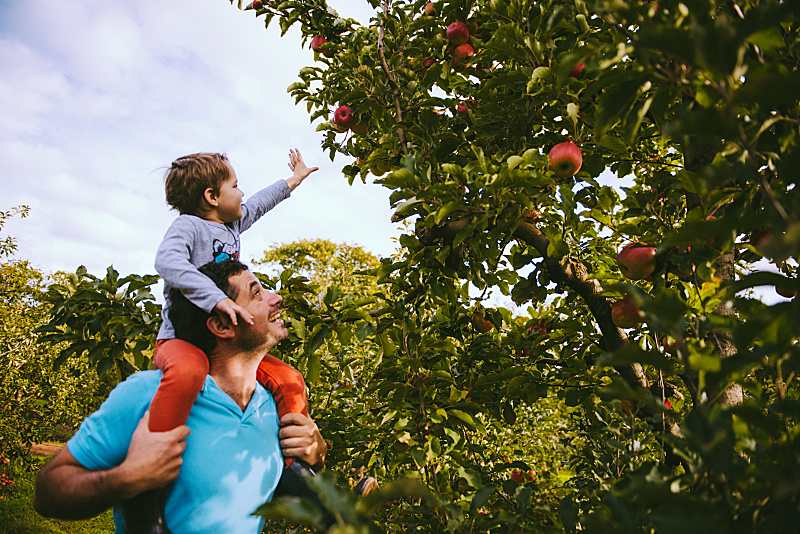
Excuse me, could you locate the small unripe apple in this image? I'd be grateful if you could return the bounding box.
[617,243,657,280]
[548,141,583,177]
[611,295,642,329]
[446,21,470,45]
[570,62,586,77]
[451,42,475,64]
[333,105,354,129]
[424,1,436,15]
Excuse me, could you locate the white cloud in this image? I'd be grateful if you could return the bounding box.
[2,0,398,279]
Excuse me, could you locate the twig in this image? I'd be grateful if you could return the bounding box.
[377,0,407,150]
[759,173,790,223]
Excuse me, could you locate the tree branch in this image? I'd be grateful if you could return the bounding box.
[513,221,649,391]
[377,0,407,150]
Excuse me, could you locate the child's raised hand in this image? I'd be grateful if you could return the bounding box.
[286,148,319,191]
[214,298,254,327]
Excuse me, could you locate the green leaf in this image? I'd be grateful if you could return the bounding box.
[688,352,721,372]
[253,496,326,529]
[746,27,784,51]
[449,409,475,427]
[434,201,461,225]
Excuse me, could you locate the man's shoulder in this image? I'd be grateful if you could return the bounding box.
[110,370,163,399]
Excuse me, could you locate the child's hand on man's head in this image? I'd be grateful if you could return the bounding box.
[214,298,254,327]
[286,148,319,191]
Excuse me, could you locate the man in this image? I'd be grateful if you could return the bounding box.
[34,260,327,533]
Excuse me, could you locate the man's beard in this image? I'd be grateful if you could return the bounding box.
[236,327,274,353]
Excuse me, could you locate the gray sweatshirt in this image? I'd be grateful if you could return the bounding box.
[155,179,291,340]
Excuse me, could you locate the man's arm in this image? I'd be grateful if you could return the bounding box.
[35,413,189,520]
[278,413,328,470]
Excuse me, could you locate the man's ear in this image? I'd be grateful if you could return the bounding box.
[206,313,235,339]
[203,187,219,208]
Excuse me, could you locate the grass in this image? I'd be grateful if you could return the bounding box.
[0,457,115,534]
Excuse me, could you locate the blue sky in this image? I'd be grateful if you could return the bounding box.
[2,0,396,278]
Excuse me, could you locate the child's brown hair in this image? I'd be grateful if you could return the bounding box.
[164,152,232,215]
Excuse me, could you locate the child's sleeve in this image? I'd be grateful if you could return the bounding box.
[155,217,228,312]
[238,179,291,233]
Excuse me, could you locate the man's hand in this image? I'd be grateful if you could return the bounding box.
[279,413,327,469]
[285,148,319,191]
[117,412,190,498]
[214,298,254,327]
[34,412,190,520]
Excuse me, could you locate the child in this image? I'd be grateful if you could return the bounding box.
[125,151,318,533]
[151,150,317,439]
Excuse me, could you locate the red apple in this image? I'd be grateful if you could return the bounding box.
[446,21,470,45]
[510,469,524,483]
[456,102,469,114]
[333,105,354,129]
[424,1,436,15]
[471,310,494,333]
[311,35,328,52]
[451,42,475,64]
[548,141,583,177]
[245,0,263,10]
[570,62,586,77]
[663,399,673,410]
[611,295,642,329]
[422,57,436,68]
[617,243,657,280]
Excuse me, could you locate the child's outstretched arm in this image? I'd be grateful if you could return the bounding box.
[237,148,319,233]
[285,148,319,191]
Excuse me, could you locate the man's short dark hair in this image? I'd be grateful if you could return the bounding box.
[169,260,249,354]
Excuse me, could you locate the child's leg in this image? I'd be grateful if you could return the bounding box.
[256,354,309,417]
[149,339,209,432]
[257,354,309,469]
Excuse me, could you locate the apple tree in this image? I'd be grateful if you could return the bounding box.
[232,0,799,531]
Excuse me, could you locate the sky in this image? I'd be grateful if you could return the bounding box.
[2,0,784,308]
[2,0,394,279]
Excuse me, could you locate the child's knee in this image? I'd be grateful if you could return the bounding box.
[164,356,209,393]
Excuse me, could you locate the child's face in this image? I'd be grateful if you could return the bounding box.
[215,167,243,222]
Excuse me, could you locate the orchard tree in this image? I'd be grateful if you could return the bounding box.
[232,0,799,531]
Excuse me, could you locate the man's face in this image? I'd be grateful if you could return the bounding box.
[228,270,287,350]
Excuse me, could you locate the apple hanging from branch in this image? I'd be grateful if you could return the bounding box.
[617,243,657,280]
[333,105,354,131]
[548,141,583,177]
[446,21,470,45]
[611,295,643,329]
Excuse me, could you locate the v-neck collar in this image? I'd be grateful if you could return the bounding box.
[201,375,269,421]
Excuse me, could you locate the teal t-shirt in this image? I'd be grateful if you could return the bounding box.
[67,370,282,533]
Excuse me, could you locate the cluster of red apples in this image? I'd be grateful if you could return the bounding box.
[610,244,658,328]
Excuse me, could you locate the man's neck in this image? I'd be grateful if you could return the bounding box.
[207,345,266,411]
